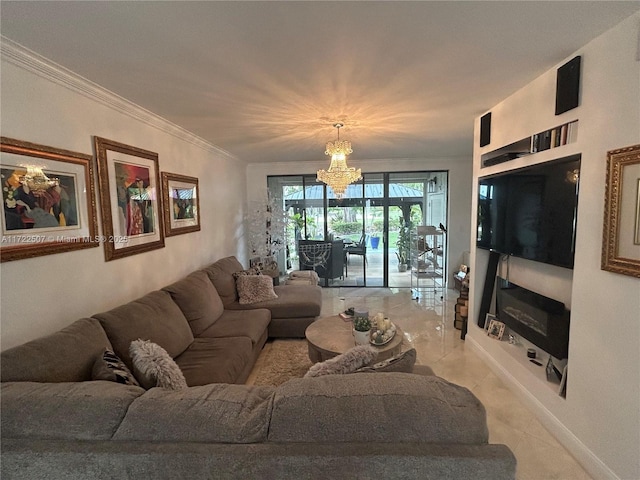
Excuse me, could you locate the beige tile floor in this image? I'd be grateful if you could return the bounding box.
[319,287,593,480]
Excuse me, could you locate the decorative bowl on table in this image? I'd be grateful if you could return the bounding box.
[370,322,397,346]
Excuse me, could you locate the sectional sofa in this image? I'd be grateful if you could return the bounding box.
[0,255,516,479]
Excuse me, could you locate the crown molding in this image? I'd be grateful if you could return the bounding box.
[0,36,237,160]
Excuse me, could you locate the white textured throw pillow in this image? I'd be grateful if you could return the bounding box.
[129,339,188,390]
[236,274,278,304]
[304,345,378,378]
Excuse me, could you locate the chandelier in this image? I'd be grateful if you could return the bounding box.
[316,123,361,198]
[19,165,59,192]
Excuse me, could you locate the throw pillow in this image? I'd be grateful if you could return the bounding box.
[304,345,378,378]
[91,348,140,386]
[355,348,417,374]
[129,339,188,390]
[236,275,278,305]
[232,267,262,279]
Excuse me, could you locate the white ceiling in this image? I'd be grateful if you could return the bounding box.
[2,1,639,164]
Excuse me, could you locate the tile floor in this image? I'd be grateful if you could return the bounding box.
[319,287,593,480]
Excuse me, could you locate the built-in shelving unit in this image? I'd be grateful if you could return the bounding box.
[481,120,579,168]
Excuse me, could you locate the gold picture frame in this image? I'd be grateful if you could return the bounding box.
[161,172,200,237]
[1,137,98,262]
[601,144,640,278]
[94,137,164,261]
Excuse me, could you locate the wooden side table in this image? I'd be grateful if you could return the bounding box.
[305,316,404,363]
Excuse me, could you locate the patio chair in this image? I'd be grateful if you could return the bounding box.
[345,234,367,266]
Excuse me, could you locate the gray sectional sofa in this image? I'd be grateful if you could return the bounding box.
[0,255,516,479]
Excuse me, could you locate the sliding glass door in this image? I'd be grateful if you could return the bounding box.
[269,170,447,288]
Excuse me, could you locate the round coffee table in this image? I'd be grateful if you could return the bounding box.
[305,315,404,363]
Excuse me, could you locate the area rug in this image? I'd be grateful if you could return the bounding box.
[251,339,312,386]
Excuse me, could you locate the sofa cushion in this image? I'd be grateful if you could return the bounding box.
[174,337,254,385]
[1,381,144,440]
[93,290,194,371]
[237,275,278,304]
[226,284,322,318]
[113,383,275,443]
[269,373,489,444]
[92,348,140,386]
[201,256,245,306]
[198,309,271,346]
[130,340,188,390]
[162,270,224,335]
[1,318,113,383]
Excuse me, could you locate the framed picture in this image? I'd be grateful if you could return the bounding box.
[161,172,200,237]
[487,319,506,340]
[1,137,98,262]
[601,144,640,277]
[94,137,164,261]
[484,313,497,332]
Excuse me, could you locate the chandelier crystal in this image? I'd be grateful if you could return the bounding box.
[19,165,59,192]
[317,123,361,198]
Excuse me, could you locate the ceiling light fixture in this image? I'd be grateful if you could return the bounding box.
[316,123,361,198]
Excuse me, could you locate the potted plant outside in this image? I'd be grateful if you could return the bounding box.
[395,216,413,272]
[370,232,380,250]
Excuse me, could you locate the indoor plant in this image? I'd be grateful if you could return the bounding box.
[395,216,413,272]
[353,311,372,345]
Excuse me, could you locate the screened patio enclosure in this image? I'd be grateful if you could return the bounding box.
[268,171,448,288]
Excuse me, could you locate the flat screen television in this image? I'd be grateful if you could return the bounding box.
[477,155,580,269]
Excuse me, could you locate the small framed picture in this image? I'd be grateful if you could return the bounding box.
[484,313,497,331]
[487,319,506,340]
[161,172,200,237]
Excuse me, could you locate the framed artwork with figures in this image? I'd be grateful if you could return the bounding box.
[94,137,164,261]
[1,137,98,262]
[161,172,200,237]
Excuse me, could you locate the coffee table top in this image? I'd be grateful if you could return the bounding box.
[305,315,404,361]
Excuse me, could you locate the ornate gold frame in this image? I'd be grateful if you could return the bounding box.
[1,137,98,262]
[161,172,200,237]
[601,144,640,277]
[94,137,164,261]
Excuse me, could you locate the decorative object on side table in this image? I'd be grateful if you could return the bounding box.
[370,312,396,345]
[246,193,287,281]
[352,309,371,345]
[487,318,506,340]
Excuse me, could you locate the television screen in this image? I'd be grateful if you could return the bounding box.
[477,155,580,269]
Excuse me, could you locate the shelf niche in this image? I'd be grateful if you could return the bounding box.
[481,120,578,168]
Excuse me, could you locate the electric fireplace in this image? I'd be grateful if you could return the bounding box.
[496,277,570,359]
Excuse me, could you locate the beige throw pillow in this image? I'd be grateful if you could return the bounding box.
[236,275,278,304]
[129,339,188,390]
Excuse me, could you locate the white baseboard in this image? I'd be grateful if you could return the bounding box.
[467,335,620,480]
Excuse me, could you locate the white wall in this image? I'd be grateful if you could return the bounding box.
[468,13,640,480]
[246,155,473,285]
[0,43,248,351]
